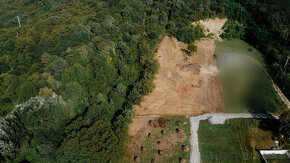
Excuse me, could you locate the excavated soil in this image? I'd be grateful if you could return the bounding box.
[133,36,224,116]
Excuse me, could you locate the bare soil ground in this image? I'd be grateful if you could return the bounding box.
[128,117,154,137]
[193,18,227,39]
[133,36,224,116]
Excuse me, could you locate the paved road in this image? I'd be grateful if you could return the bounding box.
[190,113,279,163]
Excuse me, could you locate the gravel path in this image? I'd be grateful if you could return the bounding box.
[190,113,279,163]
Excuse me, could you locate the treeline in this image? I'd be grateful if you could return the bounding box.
[214,0,290,99]
[0,0,213,162]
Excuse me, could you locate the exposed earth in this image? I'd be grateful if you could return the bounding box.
[192,18,227,39]
[133,36,224,116]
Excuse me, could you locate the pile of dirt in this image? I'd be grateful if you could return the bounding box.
[180,63,201,74]
[133,36,224,116]
[148,118,170,128]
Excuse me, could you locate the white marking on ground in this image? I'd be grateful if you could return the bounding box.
[190,113,279,163]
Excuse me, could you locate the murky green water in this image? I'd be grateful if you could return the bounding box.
[215,39,267,113]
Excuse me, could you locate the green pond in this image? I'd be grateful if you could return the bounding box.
[214,39,269,113]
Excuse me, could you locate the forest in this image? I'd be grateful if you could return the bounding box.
[0,0,289,162]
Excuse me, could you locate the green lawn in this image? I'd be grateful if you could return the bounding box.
[198,119,277,163]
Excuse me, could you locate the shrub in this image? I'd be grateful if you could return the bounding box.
[188,43,197,53]
[38,87,53,99]
[46,58,68,78]
[41,53,53,65]
[19,81,37,103]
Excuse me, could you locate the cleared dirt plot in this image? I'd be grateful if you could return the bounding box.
[193,18,227,39]
[128,117,191,162]
[133,36,224,116]
[198,118,278,162]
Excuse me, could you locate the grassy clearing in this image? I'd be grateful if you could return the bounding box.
[215,39,286,114]
[138,117,191,163]
[264,154,289,163]
[198,118,277,163]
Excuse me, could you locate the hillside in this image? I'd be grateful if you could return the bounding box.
[0,0,289,162]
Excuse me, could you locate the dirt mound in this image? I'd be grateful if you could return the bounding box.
[180,63,201,73]
[148,118,170,128]
[133,36,224,116]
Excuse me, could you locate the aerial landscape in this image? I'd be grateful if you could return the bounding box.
[0,0,289,162]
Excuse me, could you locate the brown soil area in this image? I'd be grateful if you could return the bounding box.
[129,117,153,136]
[133,36,224,116]
[193,18,227,39]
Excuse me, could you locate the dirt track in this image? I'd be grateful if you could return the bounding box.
[133,36,224,116]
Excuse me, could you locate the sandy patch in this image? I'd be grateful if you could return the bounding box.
[193,18,227,39]
[133,36,224,116]
[129,117,154,136]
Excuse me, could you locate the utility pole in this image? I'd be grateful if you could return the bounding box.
[17,16,21,27]
[284,56,290,68]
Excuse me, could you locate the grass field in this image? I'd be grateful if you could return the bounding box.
[198,118,277,163]
[130,117,191,163]
[264,154,289,163]
[215,39,285,114]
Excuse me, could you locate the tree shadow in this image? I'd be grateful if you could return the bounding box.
[257,118,280,137]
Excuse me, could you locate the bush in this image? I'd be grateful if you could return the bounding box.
[221,20,245,39]
[19,81,37,103]
[188,43,197,53]
[61,82,88,115]
[38,87,53,99]
[46,58,68,79]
